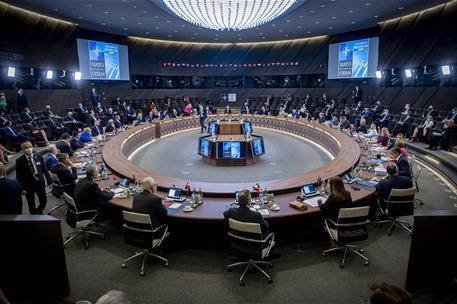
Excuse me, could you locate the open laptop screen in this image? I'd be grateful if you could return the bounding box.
[167,188,182,199]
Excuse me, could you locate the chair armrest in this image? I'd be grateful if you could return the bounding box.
[153,224,169,248]
[262,232,275,244]
[153,224,168,233]
[333,220,370,227]
[122,224,154,234]
[377,197,387,215]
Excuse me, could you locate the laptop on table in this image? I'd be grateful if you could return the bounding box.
[167,188,186,202]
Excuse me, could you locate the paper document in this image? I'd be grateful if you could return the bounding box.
[305,196,323,207]
[258,209,270,216]
[112,188,124,194]
[169,203,182,209]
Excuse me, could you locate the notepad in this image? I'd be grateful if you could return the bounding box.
[168,203,182,209]
[112,188,124,194]
[304,196,323,207]
[258,209,270,216]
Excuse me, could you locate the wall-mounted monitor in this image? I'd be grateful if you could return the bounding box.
[251,138,265,157]
[242,121,252,136]
[328,37,379,79]
[208,121,218,135]
[221,93,237,102]
[216,142,246,159]
[198,138,212,157]
[77,38,130,81]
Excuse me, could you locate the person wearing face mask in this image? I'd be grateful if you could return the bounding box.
[15,141,51,214]
[375,109,391,129]
[0,92,8,113]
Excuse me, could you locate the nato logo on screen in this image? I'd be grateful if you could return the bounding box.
[88,40,120,80]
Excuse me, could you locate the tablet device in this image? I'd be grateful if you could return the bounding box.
[120,178,130,188]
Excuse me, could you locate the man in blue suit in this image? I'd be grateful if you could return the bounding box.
[91,120,103,137]
[44,145,59,170]
[0,163,23,214]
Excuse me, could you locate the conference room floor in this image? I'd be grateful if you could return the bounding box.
[130,128,332,183]
[11,161,457,304]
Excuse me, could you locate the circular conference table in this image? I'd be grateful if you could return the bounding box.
[91,115,376,222]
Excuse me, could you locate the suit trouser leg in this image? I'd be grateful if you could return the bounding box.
[25,190,37,215]
[34,181,47,214]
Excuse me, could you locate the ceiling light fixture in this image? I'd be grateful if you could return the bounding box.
[160,0,300,31]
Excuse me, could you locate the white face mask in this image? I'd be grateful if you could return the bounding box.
[24,147,33,155]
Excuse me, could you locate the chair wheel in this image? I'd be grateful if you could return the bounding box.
[227,267,232,272]
[364,261,369,266]
[322,252,327,256]
[340,264,344,269]
[121,263,126,269]
[359,249,364,253]
[164,262,169,267]
[268,278,273,284]
[240,281,245,286]
[140,272,145,276]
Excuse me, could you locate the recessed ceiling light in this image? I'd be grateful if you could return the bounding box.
[374,15,378,18]
[284,34,289,37]
[307,30,311,34]
[297,26,302,29]
[168,35,172,38]
[332,16,336,19]
[259,32,263,34]
[100,22,106,26]
[262,37,266,39]
[398,6,404,10]
[194,32,198,35]
[86,4,92,7]
[329,26,333,29]
[53,8,58,11]
[321,4,325,8]
[137,22,142,25]
[365,2,371,6]
[133,5,137,8]
[351,21,356,24]
[279,29,283,32]
[145,31,150,34]
[142,10,148,14]
[191,37,195,40]
[123,27,128,30]
[155,26,159,29]
[214,38,218,40]
[77,16,83,19]
[103,11,109,14]
[238,38,242,41]
[272,24,276,27]
[173,30,178,33]
[310,10,315,13]
[237,33,241,36]
[348,10,353,13]
[315,21,320,24]
[286,19,291,23]
[120,17,126,20]
[181,24,185,27]
[299,15,303,18]
[166,20,171,23]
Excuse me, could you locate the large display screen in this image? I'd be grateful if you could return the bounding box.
[328,37,379,79]
[242,122,252,136]
[251,138,265,157]
[77,38,130,80]
[198,138,211,157]
[217,142,246,159]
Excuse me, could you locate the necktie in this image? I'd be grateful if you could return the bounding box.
[28,156,39,180]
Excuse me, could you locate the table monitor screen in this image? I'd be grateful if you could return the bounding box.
[168,188,182,199]
[303,184,317,195]
[242,122,252,135]
[198,138,211,157]
[251,138,265,157]
[208,121,218,135]
[217,142,246,159]
[120,178,130,187]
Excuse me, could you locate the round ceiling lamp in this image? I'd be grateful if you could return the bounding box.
[161,0,300,31]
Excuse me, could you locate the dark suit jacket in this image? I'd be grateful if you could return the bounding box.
[0,177,23,214]
[90,92,100,107]
[376,175,413,201]
[223,205,270,235]
[396,155,412,178]
[15,153,51,191]
[70,138,84,150]
[132,191,168,229]
[56,140,74,156]
[51,163,77,197]
[74,177,114,211]
[353,89,363,102]
[319,194,352,223]
[17,94,28,111]
[91,126,103,136]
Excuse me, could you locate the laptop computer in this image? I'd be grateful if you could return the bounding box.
[343,173,357,184]
[167,187,186,202]
[302,184,319,197]
[120,177,131,188]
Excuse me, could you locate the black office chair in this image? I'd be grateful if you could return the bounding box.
[121,211,169,276]
[377,187,416,236]
[226,218,275,286]
[63,193,104,249]
[322,206,370,269]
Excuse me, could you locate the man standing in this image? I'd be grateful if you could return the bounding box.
[132,177,168,230]
[352,85,363,103]
[16,141,51,214]
[0,163,23,214]
[198,103,207,133]
[223,189,270,235]
[90,88,100,108]
[16,88,28,113]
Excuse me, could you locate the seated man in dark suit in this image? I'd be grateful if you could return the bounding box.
[0,163,23,214]
[132,177,167,232]
[70,131,85,151]
[376,163,413,208]
[223,189,270,235]
[91,120,104,137]
[74,165,114,212]
[50,153,77,197]
[55,133,74,157]
[390,147,411,179]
